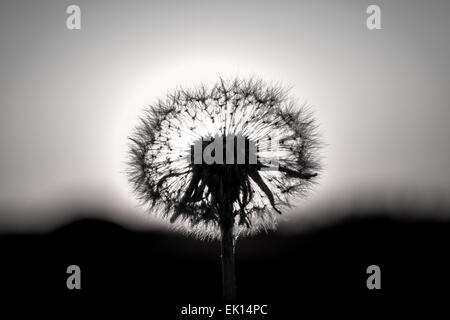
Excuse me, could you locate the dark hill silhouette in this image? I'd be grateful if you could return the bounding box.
[1,208,449,317]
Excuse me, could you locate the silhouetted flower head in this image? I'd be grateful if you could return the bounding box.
[128,78,321,238]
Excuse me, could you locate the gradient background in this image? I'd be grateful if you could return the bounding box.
[1,0,450,315]
[1,0,450,231]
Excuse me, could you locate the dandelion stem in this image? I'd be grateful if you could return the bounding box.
[220,215,236,300]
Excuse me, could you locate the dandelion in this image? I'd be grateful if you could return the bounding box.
[128,78,321,299]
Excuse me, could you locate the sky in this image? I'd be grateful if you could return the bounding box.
[1,0,450,231]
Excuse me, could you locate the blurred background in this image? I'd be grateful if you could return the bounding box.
[0,0,449,314]
[1,0,450,232]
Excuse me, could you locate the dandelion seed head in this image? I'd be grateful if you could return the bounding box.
[128,78,321,239]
